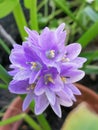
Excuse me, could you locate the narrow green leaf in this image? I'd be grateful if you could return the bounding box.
[84,65,98,74]
[77,21,98,48]
[13,1,28,40]
[29,0,39,31]
[24,0,31,9]
[61,103,98,130]
[0,39,10,55]
[95,0,98,11]
[84,6,98,22]
[53,0,85,30]
[0,113,42,130]
[81,50,98,65]
[0,83,8,89]
[30,101,51,130]
[0,0,19,18]
[0,65,11,84]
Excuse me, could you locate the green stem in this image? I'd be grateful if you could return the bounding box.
[30,101,51,130]
[12,1,28,40]
[47,9,62,22]
[44,0,48,17]
[37,0,46,11]
[0,39,10,55]
[0,65,12,85]
[24,114,42,130]
[0,113,42,130]
[30,0,38,31]
[37,114,51,130]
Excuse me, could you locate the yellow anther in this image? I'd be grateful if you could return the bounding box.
[48,76,55,84]
[26,84,35,91]
[61,76,66,83]
[31,62,37,69]
[49,50,55,58]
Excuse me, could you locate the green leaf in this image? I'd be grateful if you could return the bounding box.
[95,0,98,11]
[53,0,85,30]
[0,0,19,18]
[80,51,98,60]
[24,0,31,9]
[0,65,12,84]
[84,6,98,22]
[0,39,10,55]
[83,65,98,74]
[0,113,42,130]
[81,50,98,65]
[13,1,28,40]
[77,21,98,48]
[0,83,8,89]
[61,103,98,130]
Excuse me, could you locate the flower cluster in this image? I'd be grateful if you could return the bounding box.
[8,23,86,117]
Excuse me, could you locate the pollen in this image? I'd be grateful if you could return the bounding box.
[47,50,55,59]
[31,62,37,69]
[44,74,55,84]
[26,84,35,91]
[48,76,55,84]
[61,57,70,62]
[61,76,67,83]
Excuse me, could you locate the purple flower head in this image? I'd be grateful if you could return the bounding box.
[25,23,66,71]
[9,43,46,84]
[8,23,86,117]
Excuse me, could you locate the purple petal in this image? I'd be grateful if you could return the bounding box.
[65,70,85,83]
[56,23,65,34]
[56,23,66,45]
[51,100,61,118]
[34,77,45,95]
[63,86,76,101]
[9,52,27,68]
[67,84,81,95]
[24,27,39,46]
[72,57,87,68]
[45,88,56,105]
[8,68,19,76]
[13,69,30,81]
[65,43,81,60]
[22,91,34,111]
[8,80,29,94]
[40,29,57,50]
[58,97,73,107]
[29,70,41,84]
[23,43,42,62]
[34,94,49,115]
[50,75,64,92]
[57,90,73,104]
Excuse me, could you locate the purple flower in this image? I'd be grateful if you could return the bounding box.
[9,43,46,84]
[8,23,86,117]
[25,23,66,71]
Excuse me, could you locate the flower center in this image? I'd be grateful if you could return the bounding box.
[46,50,55,59]
[61,76,67,83]
[44,74,55,85]
[26,84,35,91]
[31,62,37,69]
[61,54,70,62]
[30,62,41,70]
